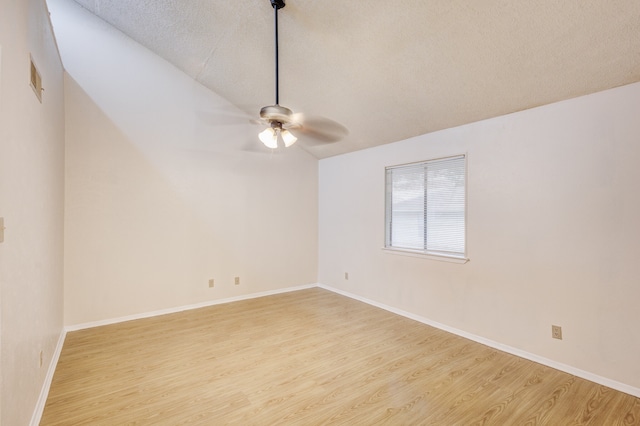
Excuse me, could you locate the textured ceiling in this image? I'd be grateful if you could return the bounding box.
[71,0,640,158]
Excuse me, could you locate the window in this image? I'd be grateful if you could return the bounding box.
[385,155,466,259]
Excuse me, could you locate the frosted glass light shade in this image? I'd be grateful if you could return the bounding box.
[258,127,278,149]
[281,129,297,147]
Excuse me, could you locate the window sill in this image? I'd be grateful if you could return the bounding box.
[381,247,469,264]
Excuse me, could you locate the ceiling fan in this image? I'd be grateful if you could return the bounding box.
[257,0,347,149]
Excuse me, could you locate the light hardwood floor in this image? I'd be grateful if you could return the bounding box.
[41,288,639,425]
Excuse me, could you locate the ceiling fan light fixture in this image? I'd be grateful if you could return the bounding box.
[281,129,297,147]
[259,127,278,149]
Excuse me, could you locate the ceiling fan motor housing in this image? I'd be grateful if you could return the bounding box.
[260,105,294,126]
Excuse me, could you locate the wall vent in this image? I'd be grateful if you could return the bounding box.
[30,55,42,103]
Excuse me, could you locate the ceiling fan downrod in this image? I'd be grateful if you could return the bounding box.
[271,0,285,105]
[258,0,289,128]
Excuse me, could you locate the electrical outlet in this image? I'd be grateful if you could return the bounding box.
[39,350,43,367]
[234,276,240,285]
[345,272,349,280]
[552,325,562,340]
[0,217,5,243]
[208,279,214,288]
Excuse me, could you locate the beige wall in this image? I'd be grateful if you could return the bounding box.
[319,82,640,392]
[0,0,66,424]
[48,0,318,326]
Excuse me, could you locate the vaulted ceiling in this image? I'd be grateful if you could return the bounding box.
[71,0,640,158]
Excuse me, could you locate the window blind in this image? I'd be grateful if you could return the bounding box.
[385,155,466,257]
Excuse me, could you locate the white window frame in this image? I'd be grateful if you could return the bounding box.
[384,154,468,263]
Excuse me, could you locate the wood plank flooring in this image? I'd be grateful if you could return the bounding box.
[41,288,640,425]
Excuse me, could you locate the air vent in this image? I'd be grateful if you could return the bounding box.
[30,55,42,103]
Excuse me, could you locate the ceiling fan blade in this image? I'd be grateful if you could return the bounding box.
[288,113,348,143]
[196,104,260,127]
[197,112,253,127]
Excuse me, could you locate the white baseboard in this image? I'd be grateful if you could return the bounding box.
[317,283,640,399]
[65,283,317,332]
[30,329,67,426]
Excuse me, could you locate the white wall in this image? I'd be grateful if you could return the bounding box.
[319,82,640,392]
[0,0,65,424]
[47,0,318,326]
